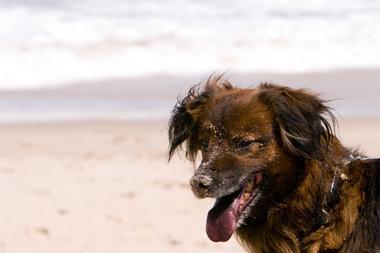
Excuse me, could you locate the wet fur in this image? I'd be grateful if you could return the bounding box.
[168,76,380,253]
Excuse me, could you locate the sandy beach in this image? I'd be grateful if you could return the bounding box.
[1,0,379,251]
[0,117,379,253]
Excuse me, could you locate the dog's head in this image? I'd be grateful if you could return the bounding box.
[168,77,335,242]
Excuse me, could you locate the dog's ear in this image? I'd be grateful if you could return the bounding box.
[168,76,233,161]
[168,85,204,161]
[258,84,336,160]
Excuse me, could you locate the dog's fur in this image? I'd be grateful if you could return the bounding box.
[168,76,380,253]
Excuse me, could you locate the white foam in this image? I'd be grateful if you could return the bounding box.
[0,0,379,90]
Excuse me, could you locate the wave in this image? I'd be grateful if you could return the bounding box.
[0,0,379,90]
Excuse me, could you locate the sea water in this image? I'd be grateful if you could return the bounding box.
[1,0,379,89]
[0,0,379,121]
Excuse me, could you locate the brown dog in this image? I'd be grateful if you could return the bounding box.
[168,76,380,253]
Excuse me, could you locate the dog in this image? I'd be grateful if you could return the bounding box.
[168,76,380,253]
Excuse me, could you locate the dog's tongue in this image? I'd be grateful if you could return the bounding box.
[206,195,239,242]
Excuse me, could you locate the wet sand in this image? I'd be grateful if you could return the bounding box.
[0,69,379,123]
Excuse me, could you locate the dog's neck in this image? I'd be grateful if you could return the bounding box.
[319,154,361,228]
[300,153,365,252]
[237,151,366,253]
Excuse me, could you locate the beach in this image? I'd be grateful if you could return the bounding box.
[0,120,241,253]
[0,117,379,253]
[1,0,379,251]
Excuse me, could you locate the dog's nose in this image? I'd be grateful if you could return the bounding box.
[190,174,212,197]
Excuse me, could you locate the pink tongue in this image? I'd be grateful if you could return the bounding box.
[206,199,239,242]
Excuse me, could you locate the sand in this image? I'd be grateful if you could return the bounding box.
[0,118,379,253]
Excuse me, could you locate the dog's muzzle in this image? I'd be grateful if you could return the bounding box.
[190,174,213,198]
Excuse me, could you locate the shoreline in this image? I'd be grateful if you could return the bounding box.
[0,68,378,124]
[0,68,379,93]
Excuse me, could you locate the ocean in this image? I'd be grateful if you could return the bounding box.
[1,0,380,89]
[0,0,379,121]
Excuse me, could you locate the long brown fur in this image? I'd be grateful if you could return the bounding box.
[168,76,380,253]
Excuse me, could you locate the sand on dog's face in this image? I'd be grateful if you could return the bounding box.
[0,120,378,253]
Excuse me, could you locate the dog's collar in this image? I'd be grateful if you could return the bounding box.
[320,154,364,226]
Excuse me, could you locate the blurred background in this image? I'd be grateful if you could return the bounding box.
[0,0,379,121]
[0,0,379,253]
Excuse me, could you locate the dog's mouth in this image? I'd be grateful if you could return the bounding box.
[206,171,263,242]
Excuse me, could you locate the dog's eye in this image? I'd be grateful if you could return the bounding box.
[200,138,209,149]
[235,138,264,151]
[236,139,255,149]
